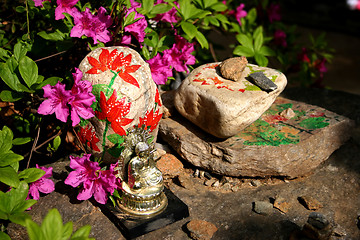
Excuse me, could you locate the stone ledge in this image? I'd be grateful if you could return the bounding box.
[159,97,355,178]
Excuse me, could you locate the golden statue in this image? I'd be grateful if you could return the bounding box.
[115,127,167,217]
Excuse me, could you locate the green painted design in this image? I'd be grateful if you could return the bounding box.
[101,121,110,161]
[247,65,264,74]
[240,120,299,146]
[294,110,306,118]
[244,82,261,91]
[107,134,125,145]
[299,117,329,129]
[92,84,114,99]
[107,70,118,95]
[108,143,124,158]
[276,103,293,111]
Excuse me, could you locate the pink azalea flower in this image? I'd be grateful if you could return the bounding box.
[267,3,281,23]
[28,165,55,200]
[129,0,141,8]
[69,68,95,126]
[227,3,247,26]
[234,4,247,25]
[38,82,72,123]
[70,7,113,44]
[64,154,99,188]
[163,35,195,73]
[55,0,79,20]
[315,58,328,74]
[33,0,50,7]
[147,53,173,85]
[77,168,117,204]
[65,154,117,204]
[273,29,287,47]
[299,47,311,63]
[122,8,147,44]
[154,0,180,23]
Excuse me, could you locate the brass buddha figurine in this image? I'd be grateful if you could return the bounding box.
[115,127,167,217]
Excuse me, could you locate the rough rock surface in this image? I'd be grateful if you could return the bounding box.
[161,95,355,178]
[174,63,287,138]
[219,56,248,81]
[6,88,360,240]
[187,219,218,240]
[156,153,184,178]
[78,46,162,160]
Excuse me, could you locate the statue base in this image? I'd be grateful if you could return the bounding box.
[100,188,189,239]
[117,190,168,217]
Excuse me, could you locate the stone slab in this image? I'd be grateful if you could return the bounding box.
[160,96,355,178]
[99,187,189,239]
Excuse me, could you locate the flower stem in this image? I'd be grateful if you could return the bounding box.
[101,121,110,161]
[107,71,118,95]
[25,0,31,40]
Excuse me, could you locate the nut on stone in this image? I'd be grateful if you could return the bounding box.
[219,56,248,82]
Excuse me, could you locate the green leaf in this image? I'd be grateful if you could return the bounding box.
[39,76,62,89]
[18,168,45,183]
[62,222,73,240]
[253,27,263,51]
[141,46,151,60]
[214,14,229,25]
[42,209,63,240]
[0,90,23,102]
[190,9,211,19]
[26,218,45,240]
[210,2,227,11]
[9,212,32,226]
[71,225,92,239]
[14,199,37,213]
[0,126,13,153]
[141,0,154,14]
[0,152,24,167]
[150,3,172,14]
[178,0,191,20]
[0,48,10,61]
[0,62,22,91]
[233,45,254,57]
[259,46,275,56]
[53,136,61,151]
[123,11,137,27]
[37,31,65,41]
[0,232,11,240]
[246,8,257,24]
[181,21,197,39]
[13,137,31,145]
[36,75,45,84]
[8,182,29,211]
[6,57,18,73]
[14,42,28,61]
[207,16,220,27]
[236,34,253,49]
[195,31,208,49]
[19,56,39,88]
[254,52,268,66]
[16,6,26,13]
[0,166,20,187]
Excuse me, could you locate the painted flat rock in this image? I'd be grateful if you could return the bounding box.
[160,96,355,178]
[78,47,162,161]
[174,63,287,138]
